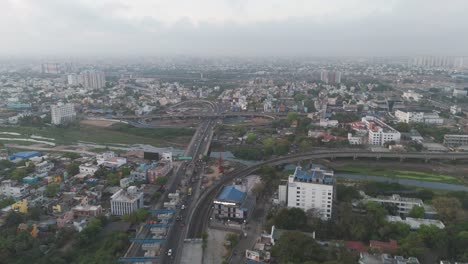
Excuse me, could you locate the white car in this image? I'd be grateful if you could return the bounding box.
[167,249,172,256]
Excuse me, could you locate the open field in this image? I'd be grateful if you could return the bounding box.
[334,165,463,185]
[0,123,194,147]
[80,119,118,127]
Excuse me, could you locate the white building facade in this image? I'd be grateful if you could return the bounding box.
[362,116,401,146]
[51,103,76,125]
[110,187,144,216]
[279,166,335,220]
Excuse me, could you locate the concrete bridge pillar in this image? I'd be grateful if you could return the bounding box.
[400,156,405,162]
[353,154,357,160]
[376,155,381,160]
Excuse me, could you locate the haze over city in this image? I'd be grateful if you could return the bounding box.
[1,0,468,56]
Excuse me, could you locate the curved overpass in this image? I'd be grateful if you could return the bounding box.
[106,112,277,120]
[167,99,216,110]
[187,150,468,238]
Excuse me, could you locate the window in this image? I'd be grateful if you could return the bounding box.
[297,191,300,194]
[296,203,300,206]
[297,187,300,189]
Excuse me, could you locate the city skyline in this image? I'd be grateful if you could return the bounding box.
[1,0,468,56]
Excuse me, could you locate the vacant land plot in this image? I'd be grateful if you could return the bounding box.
[80,119,118,127]
[0,124,194,147]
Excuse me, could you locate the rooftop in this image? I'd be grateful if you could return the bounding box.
[216,185,246,203]
[291,166,334,185]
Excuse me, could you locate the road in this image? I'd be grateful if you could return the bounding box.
[122,101,219,263]
[186,150,468,240]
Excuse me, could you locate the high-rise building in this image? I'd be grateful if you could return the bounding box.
[51,103,76,125]
[79,70,105,89]
[67,74,79,86]
[320,70,342,84]
[110,186,144,216]
[41,63,60,74]
[278,166,335,220]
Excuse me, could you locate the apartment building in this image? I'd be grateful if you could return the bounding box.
[443,134,468,147]
[279,166,335,220]
[110,186,144,216]
[51,103,76,125]
[362,116,401,146]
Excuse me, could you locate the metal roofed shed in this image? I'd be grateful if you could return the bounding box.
[9,151,42,161]
[216,185,246,203]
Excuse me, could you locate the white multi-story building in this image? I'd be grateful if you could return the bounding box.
[359,193,436,217]
[347,133,365,145]
[444,134,468,147]
[34,161,54,176]
[395,110,424,123]
[79,163,99,175]
[362,116,400,146]
[453,89,467,98]
[67,74,79,86]
[79,70,105,89]
[51,103,76,125]
[279,166,335,220]
[110,186,144,216]
[0,180,28,199]
[395,110,443,125]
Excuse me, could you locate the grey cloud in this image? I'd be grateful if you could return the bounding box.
[1,0,468,56]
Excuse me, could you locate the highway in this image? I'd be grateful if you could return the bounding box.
[122,100,218,263]
[186,150,468,239]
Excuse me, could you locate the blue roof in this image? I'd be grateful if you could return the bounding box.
[217,185,246,203]
[294,168,317,181]
[9,151,41,160]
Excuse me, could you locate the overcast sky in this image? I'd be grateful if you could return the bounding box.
[1,0,468,57]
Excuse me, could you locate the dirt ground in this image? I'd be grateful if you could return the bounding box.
[80,119,118,127]
[203,165,222,187]
[322,159,468,177]
[250,117,271,125]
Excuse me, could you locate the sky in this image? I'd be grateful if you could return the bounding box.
[1,0,468,57]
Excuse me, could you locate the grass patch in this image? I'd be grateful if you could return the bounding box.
[0,124,194,147]
[335,165,463,185]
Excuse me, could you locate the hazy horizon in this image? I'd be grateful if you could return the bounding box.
[2,0,468,57]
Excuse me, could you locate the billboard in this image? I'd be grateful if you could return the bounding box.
[245,250,260,261]
[144,152,159,161]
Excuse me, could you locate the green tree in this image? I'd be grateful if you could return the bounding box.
[408,205,425,218]
[274,208,307,230]
[66,162,80,176]
[46,183,60,197]
[10,168,27,181]
[395,122,411,132]
[245,133,257,144]
[287,112,300,122]
[155,176,168,186]
[272,231,326,263]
